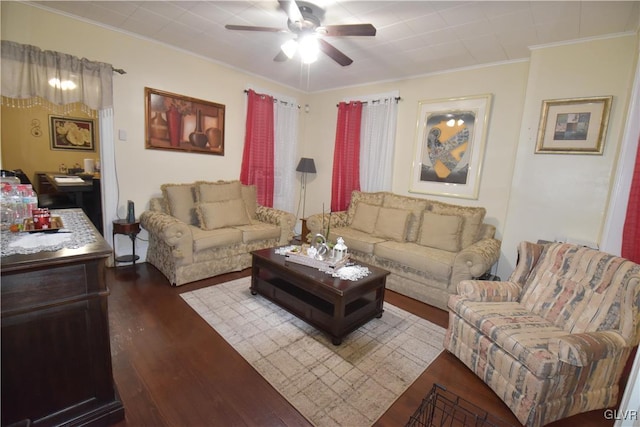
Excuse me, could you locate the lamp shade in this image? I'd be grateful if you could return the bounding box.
[296,157,316,174]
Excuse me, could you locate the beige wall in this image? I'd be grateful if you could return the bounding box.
[500,35,639,277]
[1,2,638,279]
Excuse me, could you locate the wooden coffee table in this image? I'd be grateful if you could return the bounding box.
[250,248,390,345]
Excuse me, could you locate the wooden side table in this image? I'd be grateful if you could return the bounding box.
[112,219,140,265]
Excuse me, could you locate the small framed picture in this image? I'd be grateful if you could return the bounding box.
[49,116,95,151]
[535,96,612,154]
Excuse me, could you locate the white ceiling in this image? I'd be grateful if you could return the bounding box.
[29,1,640,92]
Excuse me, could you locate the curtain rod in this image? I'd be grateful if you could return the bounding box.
[244,89,299,108]
[336,97,401,107]
[112,67,126,75]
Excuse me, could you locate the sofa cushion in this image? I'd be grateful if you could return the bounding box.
[351,202,380,234]
[382,194,429,242]
[417,211,463,252]
[197,198,251,230]
[234,220,280,243]
[241,185,258,219]
[430,202,485,248]
[374,241,454,281]
[161,183,198,225]
[373,206,411,242]
[191,225,243,252]
[197,180,242,203]
[346,191,385,224]
[328,227,386,255]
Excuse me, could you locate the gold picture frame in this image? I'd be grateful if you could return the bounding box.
[409,94,492,199]
[145,87,225,155]
[535,96,612,155]
[49,116,95,151]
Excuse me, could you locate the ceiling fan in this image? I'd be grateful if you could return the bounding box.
[224,0,376,66]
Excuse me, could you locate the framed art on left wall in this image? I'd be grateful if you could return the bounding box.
[49,116,95,151]
[145,87,225,155]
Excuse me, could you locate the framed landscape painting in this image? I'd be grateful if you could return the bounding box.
[49,116,95,151]
[535,96,612,154]
[409,94,492,199]
[145,87,225,155]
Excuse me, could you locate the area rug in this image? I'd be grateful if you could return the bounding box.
[180,277,445,427]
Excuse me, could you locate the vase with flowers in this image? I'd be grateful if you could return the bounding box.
[164,98,193,147]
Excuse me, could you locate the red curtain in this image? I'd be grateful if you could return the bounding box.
[622,136,640,263]
[240,89,274,207]
[331,102,363,211]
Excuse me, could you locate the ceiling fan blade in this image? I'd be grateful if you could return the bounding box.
[274,50,289,62]
[278,0,304,26]
[322,24,377,37]
[318,39,353,66]
[225,24,285,33]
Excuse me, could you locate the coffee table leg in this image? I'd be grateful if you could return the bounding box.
[250,258,258,295]
[332,336,342,346]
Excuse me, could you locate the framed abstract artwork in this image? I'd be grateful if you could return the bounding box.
[535,96,612,154]
[409,94,492,199]
[145,87,225,155]
[49,116,95,151]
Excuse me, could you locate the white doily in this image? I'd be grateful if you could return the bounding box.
[275,245,298,255]
[331,265,371,281]
[1,209,97,257]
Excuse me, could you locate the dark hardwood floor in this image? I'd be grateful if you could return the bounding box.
[107,263,619,426]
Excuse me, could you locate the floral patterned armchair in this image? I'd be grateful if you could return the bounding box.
[444,241,640,426]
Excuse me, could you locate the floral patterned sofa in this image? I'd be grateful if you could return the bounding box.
[306,190,501,310]
[140,180,295,286]
[445,241,640,426]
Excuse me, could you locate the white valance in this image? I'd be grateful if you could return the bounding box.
[1,40,115,114]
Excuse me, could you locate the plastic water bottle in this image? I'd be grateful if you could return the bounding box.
[19,184,38,219]
[1,183,18,228]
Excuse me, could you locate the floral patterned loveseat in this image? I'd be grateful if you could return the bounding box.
[306,190,501,310]
[140,180,295,286]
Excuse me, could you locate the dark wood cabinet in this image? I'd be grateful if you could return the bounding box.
[1,214,124,426]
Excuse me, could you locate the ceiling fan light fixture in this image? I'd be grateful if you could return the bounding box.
[299,35,319,64]
[281,39,298,59]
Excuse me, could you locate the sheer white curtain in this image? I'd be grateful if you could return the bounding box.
[273,98,299,212]
[1,40,117,256]
[358,91,399,192]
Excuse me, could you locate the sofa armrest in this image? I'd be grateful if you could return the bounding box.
[548,331,629,366]
[450,238,501,290]
[255,206,295,245]
[306,211,349,238]
[457,279,523,302]
[140,210,194,264]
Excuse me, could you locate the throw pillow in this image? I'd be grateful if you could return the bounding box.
[417,211,463,252]
[430,202,486,248]
[373,207,411,242]
[197,198,251,230]
[197,180,242,203]
[241,185,258,219]
[346,191,385,224]
[350,202,380,234]
[161,183,198,225]
[382,194,429,242]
